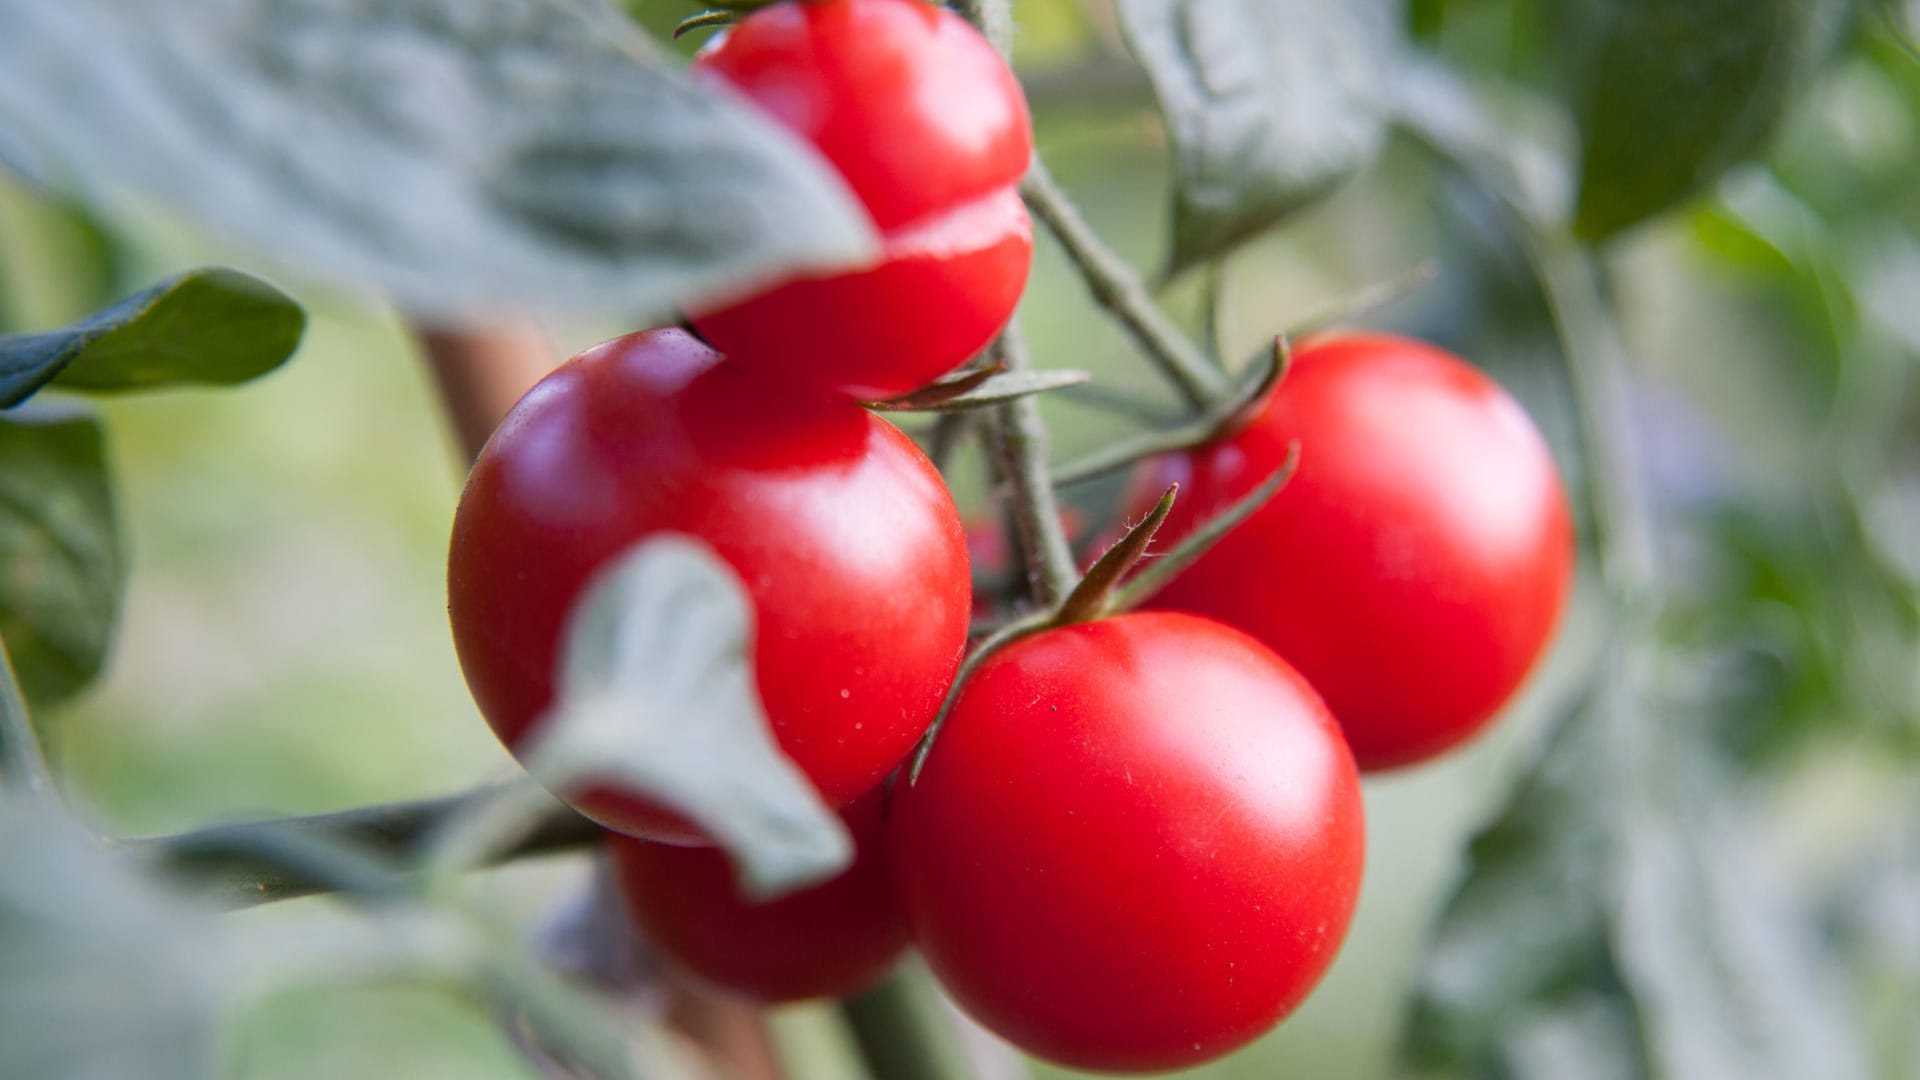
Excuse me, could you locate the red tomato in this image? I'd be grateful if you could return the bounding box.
[1127,333,1574,770]
[447,329,970,842]
[689,0,1034,400]
[609,789,907,1003]
[891,612,1365,1073]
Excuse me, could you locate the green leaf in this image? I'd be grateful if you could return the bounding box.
[1115,0,1398,276]
[1564,0,1855,240]
[0,268,304,407]
[869,368,1092,413]
[0,0,878,319]
[1402,648,1872,1079]
[0,796,229,1080]
[526,535,853,899]
[0,406,122,707]
[0,635,51,794]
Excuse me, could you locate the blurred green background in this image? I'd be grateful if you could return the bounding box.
[4,0,1917,1077]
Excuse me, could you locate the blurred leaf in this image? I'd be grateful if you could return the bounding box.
[0,268,304,407]
[1403,647,1872,1079]
[0,795,228,1080]
[870,368,1092,413]
[1825,784,1920,1078]
[1402,679,1648,1075]
[1564,0,1855,240]
[0,405,122,708]
[1394,58,1577,227]
[528,535,853,899]
[1115,0,1398,276]
[0,195,129,336]
[0,0,877,319]
[0,635,50,795]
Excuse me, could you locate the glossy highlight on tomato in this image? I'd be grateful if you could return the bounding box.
[1127,333,1574,770]
[690,0,1034,399]
[447,328,970,842]
[891,612,1365,1074]
[609,789,907,1003]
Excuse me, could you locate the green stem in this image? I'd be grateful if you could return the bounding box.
[982,327,1078,606]
[0,635,52,795]
[1523,233,1660,608]
[134,785,599,908]
[1053,336,1289,487]
[842,967,983,1080]
[1021,160,1231,410]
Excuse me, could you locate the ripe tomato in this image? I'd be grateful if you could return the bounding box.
[447,329,970,842]
[891,612,1365,1073]
[1126,333,1574,770]
[689,0,1034,400]
[609,789,906,1003]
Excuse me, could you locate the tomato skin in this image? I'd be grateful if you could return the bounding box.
[608,790,907,1003]
[447,329,970,842]
[690,0,1034,399]
[1127,333,1575,771]
[891,612,1365,1074]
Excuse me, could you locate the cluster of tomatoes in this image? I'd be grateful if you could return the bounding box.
[446,0,1574,1073]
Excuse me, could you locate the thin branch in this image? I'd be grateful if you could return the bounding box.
[136,786,600,908]
[1022,159,1232,410]
[1053,336,1289,487]
[981,326,1079,606]
[1523,234,1659,607]
[842,967,981,1080]
[412,320,557,463]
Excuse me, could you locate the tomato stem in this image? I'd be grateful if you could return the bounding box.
[673,9,736,39]
[1052,336,1290,487]
[1524,234,1659,608]
[133,785,598,908]
[1021,159,1232,411]
[843,966,989,1080]
[982,326,1079,606]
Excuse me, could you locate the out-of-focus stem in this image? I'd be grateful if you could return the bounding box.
[412,320,557,463]
[843,967,984,1080]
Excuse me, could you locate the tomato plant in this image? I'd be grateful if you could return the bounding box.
[447,328,970,842]
[607,789,905,1004]
[688,0,1034,400]
[891,612,1365,1073]
[4,2,1905,1080]
[1125,333,1576,770]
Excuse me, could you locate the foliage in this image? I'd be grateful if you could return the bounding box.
[0,0,877,319]
[0,0,1916,1077]
[0,405,120,707]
